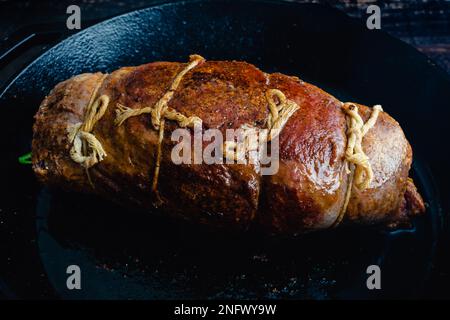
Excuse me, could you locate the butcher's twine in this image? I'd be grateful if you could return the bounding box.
[332,102,383,227]
[115,55,205,206]
[114,55,301,206]
[68,74,109,169]
[66,55,382,223]
[223,89,300,161]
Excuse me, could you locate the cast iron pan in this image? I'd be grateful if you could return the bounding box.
[0,0,449,299]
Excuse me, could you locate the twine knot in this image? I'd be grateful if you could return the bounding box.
[68,75,109,169]
[342,102,383,190]
[266,89,300,141]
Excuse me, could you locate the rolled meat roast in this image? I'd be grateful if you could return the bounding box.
[32,55,425,235]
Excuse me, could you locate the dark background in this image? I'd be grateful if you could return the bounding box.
[1,0,449,74]
[0,0,449,300]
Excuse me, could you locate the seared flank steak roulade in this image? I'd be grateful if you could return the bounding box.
[32,55,425,235]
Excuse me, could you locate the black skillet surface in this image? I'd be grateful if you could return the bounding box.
[0,0,449,299]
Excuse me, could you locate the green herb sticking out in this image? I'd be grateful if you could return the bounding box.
[18,152,32,165]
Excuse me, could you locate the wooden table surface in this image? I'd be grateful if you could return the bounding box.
[0,0,449,74]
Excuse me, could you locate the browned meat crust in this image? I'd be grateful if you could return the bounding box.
[32,57,425,235]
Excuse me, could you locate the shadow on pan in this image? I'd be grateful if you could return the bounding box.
[0,0,449,299]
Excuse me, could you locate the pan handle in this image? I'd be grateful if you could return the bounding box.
[0,19,106,96]
[0,16,111,72]
[0,30,65,97]
[0,31,64,69]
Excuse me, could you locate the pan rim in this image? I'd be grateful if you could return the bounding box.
[1,0,450,99]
